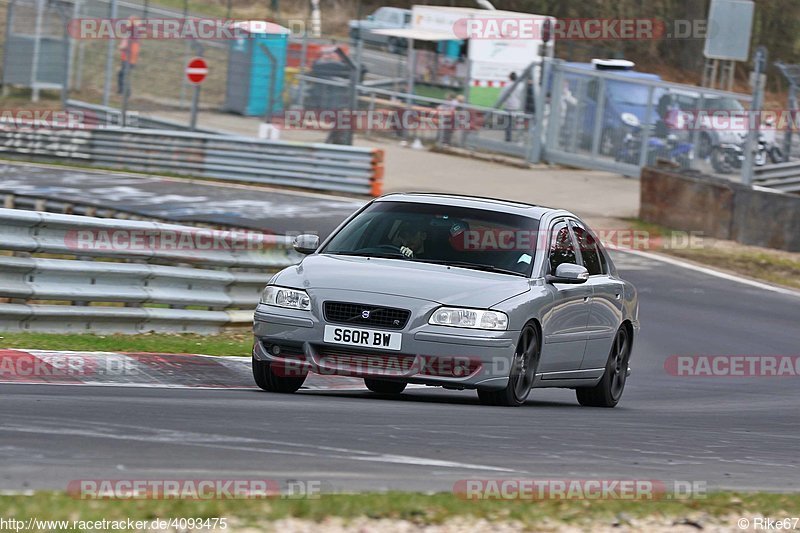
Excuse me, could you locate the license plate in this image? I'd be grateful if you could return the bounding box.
[323,325,402,351]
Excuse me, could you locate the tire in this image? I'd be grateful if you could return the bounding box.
[364,378,406,394]
[386,37,402,54]
[477,323,539,407]
[710,147,732,174]
[769,146,784,164]
[576,326,631,408]
[252,355,306,393]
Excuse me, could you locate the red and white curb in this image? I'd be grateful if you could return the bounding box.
[0,349,372,391]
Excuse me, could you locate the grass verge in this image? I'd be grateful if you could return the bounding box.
[1,491,799,530]
[0,331,253,356]
[625,219,800,290]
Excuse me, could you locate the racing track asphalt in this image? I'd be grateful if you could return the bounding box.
[0,162,363,237]
[1,251,799,493]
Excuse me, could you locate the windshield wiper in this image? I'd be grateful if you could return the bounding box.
[411,258,528,277]
[326,253,528,276]
[326,251,406,259]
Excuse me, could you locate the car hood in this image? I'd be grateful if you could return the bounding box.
[273,254,531,308]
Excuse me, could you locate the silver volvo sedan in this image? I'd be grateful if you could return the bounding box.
[252,193,639,407]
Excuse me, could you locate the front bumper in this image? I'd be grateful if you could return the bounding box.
[253,297,518,390]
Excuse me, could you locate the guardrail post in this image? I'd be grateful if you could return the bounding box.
[370,149,384,197]
[638,86,656,169]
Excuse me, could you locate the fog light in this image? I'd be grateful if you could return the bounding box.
[271,345,281,356]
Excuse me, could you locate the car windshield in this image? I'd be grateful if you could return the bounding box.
[321,201,540,277]
[702,97,745,112]
[670,94,746,113]
[608,82,654,107]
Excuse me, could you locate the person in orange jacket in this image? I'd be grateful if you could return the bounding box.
[117,17,141,95]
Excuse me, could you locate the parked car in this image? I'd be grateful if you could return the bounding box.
[252,193,640,407]
[562,60,663,155]
[661,89,747,159]
[349,7,412,53]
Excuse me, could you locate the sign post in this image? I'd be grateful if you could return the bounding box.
[185,57,208,131]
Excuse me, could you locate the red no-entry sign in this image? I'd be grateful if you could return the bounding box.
[185,57,208,84]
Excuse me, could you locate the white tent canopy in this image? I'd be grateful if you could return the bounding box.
[370,28,457,42]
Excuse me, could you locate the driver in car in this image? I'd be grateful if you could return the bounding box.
[392,222,427,259]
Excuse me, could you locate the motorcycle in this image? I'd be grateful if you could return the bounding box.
[614,113,693,169]
[711,130,783,174]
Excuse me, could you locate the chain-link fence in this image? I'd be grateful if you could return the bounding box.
[543,61,755,180]
[2,1,798,190]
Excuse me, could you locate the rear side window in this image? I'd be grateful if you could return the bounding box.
[548,222,577,274]
[571,223,605,276]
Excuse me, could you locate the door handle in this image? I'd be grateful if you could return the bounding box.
[615,293,621,300]
[583,296,590,303]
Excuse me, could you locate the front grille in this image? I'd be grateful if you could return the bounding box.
[323,301,410,330]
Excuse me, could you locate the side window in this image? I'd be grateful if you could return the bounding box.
[373,8,387,22]
[548,222,577,274]
[571,222,605,276]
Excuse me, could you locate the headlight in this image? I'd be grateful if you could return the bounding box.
[260,286,311,310]
[428,307,508,331]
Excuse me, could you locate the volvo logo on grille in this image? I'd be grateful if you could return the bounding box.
[361,310,371,319]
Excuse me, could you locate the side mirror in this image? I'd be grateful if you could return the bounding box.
[546,263,589,284]
[367,14,375,21]
[293,234,319,255]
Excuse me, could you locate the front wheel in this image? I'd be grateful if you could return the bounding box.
[576,326,631,408]
[364,378,406,394]
[477,323,539,407]
[711,147,733,174]
[386,37,404,54]
[252,355,306,393]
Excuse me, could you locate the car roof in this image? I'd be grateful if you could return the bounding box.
[564,62,662,81]
[375,192,565,220]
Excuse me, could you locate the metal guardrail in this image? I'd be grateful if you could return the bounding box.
[0,124,385,197]
[65,100,224,134]
[753,161,800,193]
[0,208,300,333]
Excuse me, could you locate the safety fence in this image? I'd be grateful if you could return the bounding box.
[0,208,300,333]
[0,123,385,195]
[295,75,536,160]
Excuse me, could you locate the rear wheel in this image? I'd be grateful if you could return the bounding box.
[252,355,306,393]
[576,326,631,408]
[364,378,406,394]
[387,37,403,54]
[477,323,539,407]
